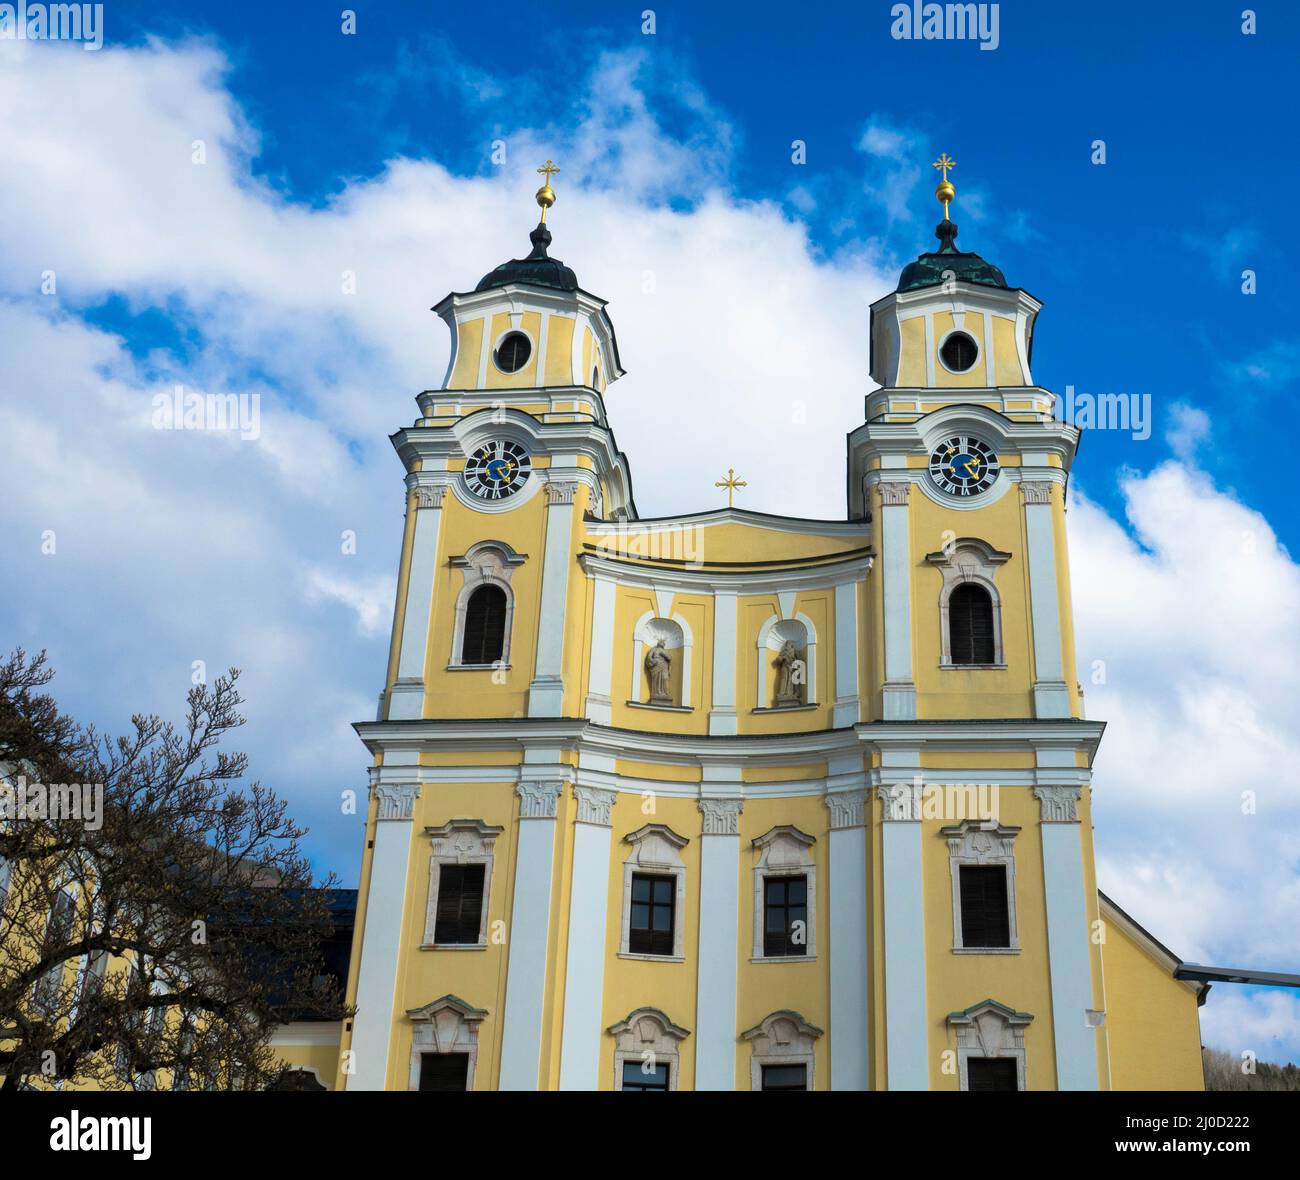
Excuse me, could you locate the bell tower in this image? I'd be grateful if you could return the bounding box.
[849,154,1082,722]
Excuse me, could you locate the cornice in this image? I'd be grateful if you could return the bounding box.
[577,550,873,595]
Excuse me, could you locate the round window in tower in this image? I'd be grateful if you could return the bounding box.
[939,331,979,373]
[494,331,532,374]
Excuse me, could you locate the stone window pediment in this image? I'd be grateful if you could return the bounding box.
[608,1007,690,1091]
[405,994,488,1091]
[947,998,1033,1091]
[741,1010,823,1091]
[619,823,689,961]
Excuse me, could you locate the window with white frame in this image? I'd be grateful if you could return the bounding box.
[925,538,1010,668]
[608,1007,690,1091]
[741,1010,823,1091]
[448,542,525,669]
[422,820,502,948]
[947,999,1033,1091]
[751,826,816,961]
[405,994,487,1091]
[32,884,76,1015]
[942,819,1020,952]
[619,824,688,961]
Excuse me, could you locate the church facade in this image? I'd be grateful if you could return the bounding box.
[275,160,1207,1091]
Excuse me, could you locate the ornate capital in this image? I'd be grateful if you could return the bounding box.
[699,797,743,836]
[826,789,869,830]
[1034,785,1081,823]
[573,785,617,827]
[544,480,579,505]
[375,783,420,821]
[517,780,564,819]
[412,485,446,510]
[877,481,911,507]
[1020,480,1054,506]
[879,779,923,822]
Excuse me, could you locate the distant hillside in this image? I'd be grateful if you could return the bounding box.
[1203,1047,1300,1091]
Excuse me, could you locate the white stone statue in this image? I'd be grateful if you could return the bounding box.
[774,640,804,706]
[645,639,673,704]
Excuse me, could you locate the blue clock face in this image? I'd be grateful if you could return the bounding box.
[928,435,999,497]
[464,440,531,501]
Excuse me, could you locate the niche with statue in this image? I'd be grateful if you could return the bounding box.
[633,615,689,709]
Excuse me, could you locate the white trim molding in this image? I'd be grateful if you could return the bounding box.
[608,1008,690,1091]
[741,1010,824,1091]
[751,825,817,962]
[619,823,689,961]
[421,819,502,949]
[947,999,1033,1091]
[405,994,488,1091]
[925,538,1011,668]
[941,819,1021,953]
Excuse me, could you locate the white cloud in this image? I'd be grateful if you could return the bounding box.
[1072,461,1300,1060]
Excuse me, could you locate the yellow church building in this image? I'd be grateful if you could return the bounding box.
[275,158,1208,1091]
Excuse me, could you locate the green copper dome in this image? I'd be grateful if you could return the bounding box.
[897,220,1008,292]
[476,222,579,293]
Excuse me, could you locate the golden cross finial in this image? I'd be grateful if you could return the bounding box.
[932,151,956,220]
[715,467,747,508]
[535,159,560,222]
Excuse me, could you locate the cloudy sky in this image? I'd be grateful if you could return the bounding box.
[0,2,1295,1064]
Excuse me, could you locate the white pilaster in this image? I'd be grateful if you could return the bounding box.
[529,482,577,717]
[826,779,870,1090]
[389,484,445,721]
[879,776,929,1089]
[558,785,617,1090]
[498,777,564,1089]
[1022,481,1070,718]
[695,790,742,1089]
[708,591,738,736]
[1035,785,1101,1090]
[833,579,862,728]
[879,482,916,721]
[348,778,420,1090]
[584,574,616,724]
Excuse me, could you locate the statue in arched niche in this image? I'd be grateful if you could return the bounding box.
[773,640,805,707]
[645,639,673,705]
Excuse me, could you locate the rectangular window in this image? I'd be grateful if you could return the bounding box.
[418,1052,469,1092]
[32,888,76,1014]
[622,1060,670,1091]
[760,1064,808,1091]
[762,875,808,957]
[433,863,486,945]
[959,865,1011,948]
[967,1057,1019,1091]
[628,873,675,956]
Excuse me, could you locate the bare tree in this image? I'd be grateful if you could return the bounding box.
[0,649,346,1092]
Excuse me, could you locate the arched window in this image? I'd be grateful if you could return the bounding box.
[461,585,507,665]
[949,583,995,665]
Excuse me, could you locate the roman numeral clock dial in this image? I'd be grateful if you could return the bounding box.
[463,440,531,501]
[928,435,1000,497]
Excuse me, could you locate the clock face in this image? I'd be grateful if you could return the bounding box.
[928,435,1000,497]
[463,440,531,501]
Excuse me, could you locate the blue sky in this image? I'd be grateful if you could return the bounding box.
[1,1,1297,1062]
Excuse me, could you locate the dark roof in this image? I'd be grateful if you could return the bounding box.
[476,221,578,293]
[897,219,1008,292]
